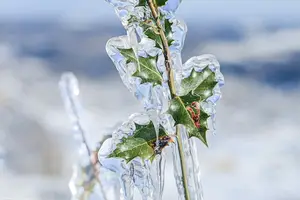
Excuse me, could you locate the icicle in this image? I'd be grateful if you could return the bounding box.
[119,162,135,200]
[152,154,166,200]
[98,136,135,200]
[172,125,204,200]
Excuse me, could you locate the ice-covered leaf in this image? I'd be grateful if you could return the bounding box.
[143,25,163,49]
[108,122,170,162]
[137,0,168,7]
[118,48,163,85]
[164,19,174,46]
[180,66,218,99]
[168,67,217,145]
[133,121,167,141]
[141,19,174,48]
[108,137,154,163]
[138,0,146,6]
[155,0,168,7]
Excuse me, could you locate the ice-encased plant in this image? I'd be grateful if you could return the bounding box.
[60,0,224,200]
[60,73,120,200]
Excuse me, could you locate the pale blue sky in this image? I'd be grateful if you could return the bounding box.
[0,0,299,23]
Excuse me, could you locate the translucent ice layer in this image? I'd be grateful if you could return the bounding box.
[98,112,169,200]
[59,73,119,200]
[102,0,224,199]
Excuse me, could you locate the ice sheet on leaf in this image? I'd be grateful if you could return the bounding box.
[181,54,225,134]
[98,112,170,200]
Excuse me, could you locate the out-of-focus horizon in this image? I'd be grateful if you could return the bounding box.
[1,0,300,22]
[0,0,299,200]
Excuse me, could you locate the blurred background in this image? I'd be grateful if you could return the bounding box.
[0,0,300,200]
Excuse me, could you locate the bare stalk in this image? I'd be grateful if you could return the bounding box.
[146,1,190,199]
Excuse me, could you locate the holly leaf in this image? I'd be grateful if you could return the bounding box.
[180,66,218,99]
[133,121,167,141]
[165,19,174,46]
[168,66,218,145]
[142,19,174,48]
[138,0,146,6]
[143,26,163,49]
[137,0,168,7]
[108,137,154,163]
[108,121,169,163]
[155,0,168,6]
[118,48,163,85]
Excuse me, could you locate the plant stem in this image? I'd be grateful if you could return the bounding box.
[176,126,191,200]
[146,1,190,199]
[63,79,107,200]
[146,0,176,98]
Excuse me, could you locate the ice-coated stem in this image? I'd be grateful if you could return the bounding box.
[59,73,91,156]
[146,1,191,199]
[155,154,165,200]
[176,126,191,200]
[59,73,107,200]
[146,0,176,98]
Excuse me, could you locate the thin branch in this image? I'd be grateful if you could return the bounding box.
[146,0,176,98]
[60,74,107,200]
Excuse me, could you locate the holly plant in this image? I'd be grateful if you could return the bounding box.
[107,0,219,163]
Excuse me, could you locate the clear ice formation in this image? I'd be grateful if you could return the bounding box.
[59,73,119,200]
[98,113,169,200]
[99,0,225,199]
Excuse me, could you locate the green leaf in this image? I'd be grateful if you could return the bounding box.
[108,137,154,163]
[133,121,167,142]
[168,67,218,145]
[137,0,167,7]
[180,66,218,99]
[143,26,163,49]
[138,0,146,6]
[141,19,174,48]
[155,0,168,6]
[168,97,208,145]
[164,19,174,46]
[108,122,169,163]
[118,48,163,85]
